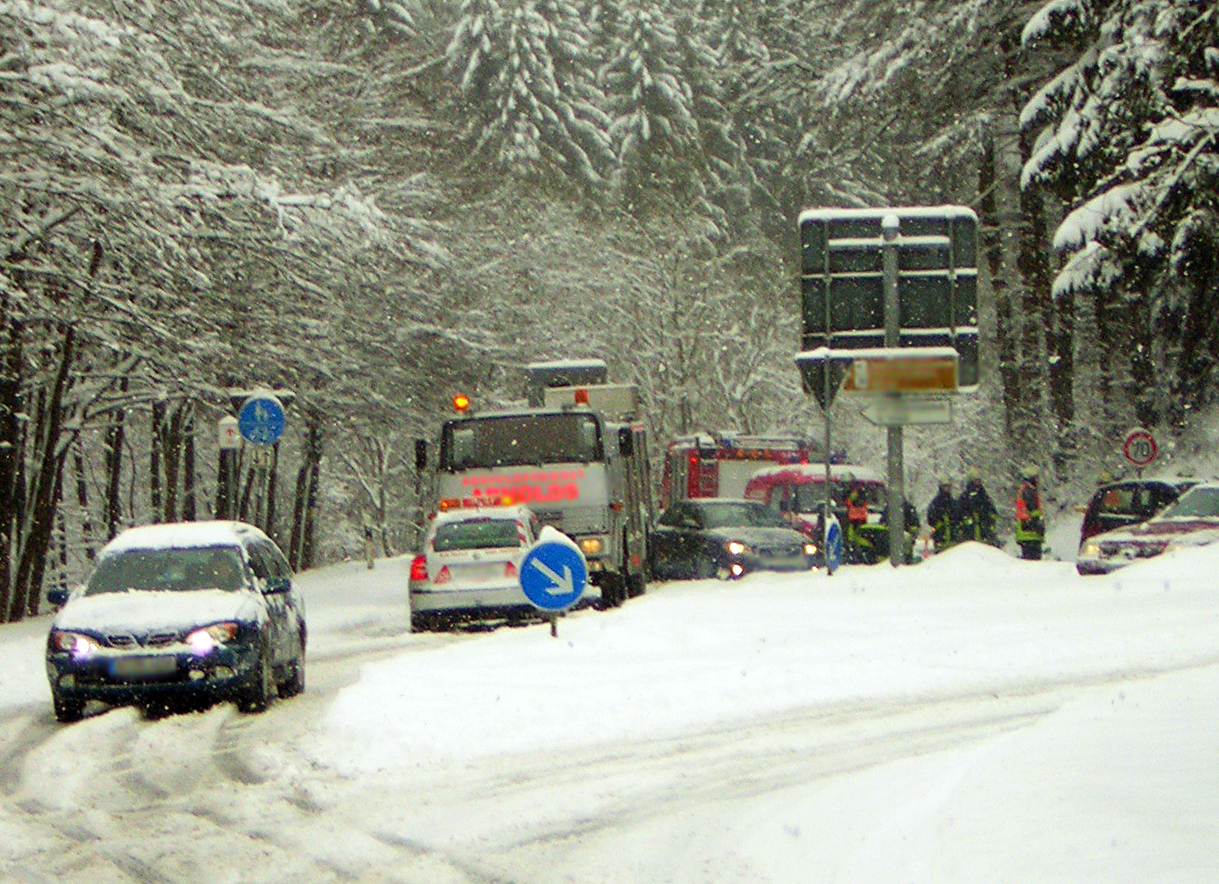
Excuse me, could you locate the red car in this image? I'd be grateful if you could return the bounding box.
[1077,482,1219,575]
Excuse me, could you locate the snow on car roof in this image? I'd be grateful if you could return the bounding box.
[747,462,885,483]
[99,520,270,556]
[432,505,534,527]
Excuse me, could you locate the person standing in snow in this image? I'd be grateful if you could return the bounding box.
[843,474,871,563]
[958,469,999,546]
[1014,465,1045,560]
[926,478,960,552]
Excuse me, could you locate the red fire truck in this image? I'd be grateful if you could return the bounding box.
[659,432,823,509]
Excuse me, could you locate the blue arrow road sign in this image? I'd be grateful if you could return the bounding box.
[520,540,588,612]
[825,517,843,574]
[238,394,285,446]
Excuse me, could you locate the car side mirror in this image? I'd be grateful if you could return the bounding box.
[263,576,293,594]
[47,587,71,608]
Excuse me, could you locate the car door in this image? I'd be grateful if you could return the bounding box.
[245,539,296,666]
[671,502,708,575]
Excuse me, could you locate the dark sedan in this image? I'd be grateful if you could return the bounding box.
[45,521,307,722]
[649,498,817,580]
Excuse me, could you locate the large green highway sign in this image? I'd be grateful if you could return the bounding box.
[797,206,979,400]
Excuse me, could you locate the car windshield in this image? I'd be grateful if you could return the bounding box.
[85,546,247,595]
[433,519,521,551]
[793,480,885,511]
[698,502,789,529]
[1157,486,1219,519]
[441,413,602,469]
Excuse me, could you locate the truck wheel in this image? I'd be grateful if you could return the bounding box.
[600,573,626,608]
[627,569,647,598]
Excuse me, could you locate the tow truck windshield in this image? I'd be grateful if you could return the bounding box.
[440,412,603,470]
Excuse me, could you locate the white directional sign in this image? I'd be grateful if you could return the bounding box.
[860,396,953,426]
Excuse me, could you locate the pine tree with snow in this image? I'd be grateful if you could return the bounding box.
[1021,0,1219,428]
[444,0,614,190]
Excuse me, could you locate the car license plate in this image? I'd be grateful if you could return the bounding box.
[111,655,178,680]
[454,563,503,581]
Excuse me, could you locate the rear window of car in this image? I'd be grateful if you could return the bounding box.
[1160,486,1219,519]
[86,546,246,595]
[433,519,521,551]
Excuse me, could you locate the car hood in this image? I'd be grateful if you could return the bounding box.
[703,527,808,546]
[1098,518,1219,545]
[52,589,264,635]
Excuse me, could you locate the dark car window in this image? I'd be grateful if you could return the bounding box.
[696,502,790,529]
[86,546,246,595]
[434,519,522,551]
[658,503,695,528]
[248,539,290,579]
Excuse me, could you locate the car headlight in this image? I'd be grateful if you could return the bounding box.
[804,543,818,557]
[726,541,751,556]
[186,622,240,654]
[579,537,604,557]
[1080,542,1101,558]
[49,630,99,657]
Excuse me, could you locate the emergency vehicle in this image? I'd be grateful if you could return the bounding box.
[743,463,912,563]
[660,433,822,509]
[416,361,653,608]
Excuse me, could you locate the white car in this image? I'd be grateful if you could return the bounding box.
[409,505,543,630]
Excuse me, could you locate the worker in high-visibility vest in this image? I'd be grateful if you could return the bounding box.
[1014,465,1045,560]
[843,474,871,564]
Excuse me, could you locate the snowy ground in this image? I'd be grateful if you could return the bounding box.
[2,515,1218,883]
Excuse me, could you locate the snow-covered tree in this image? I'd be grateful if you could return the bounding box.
[444,0,614,190]
[1022,0,1219,430]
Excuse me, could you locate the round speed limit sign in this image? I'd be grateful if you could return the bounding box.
[1122,427,1158,468]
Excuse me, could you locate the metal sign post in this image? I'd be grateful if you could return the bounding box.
[795,205,979,567]
[881,216,905,567]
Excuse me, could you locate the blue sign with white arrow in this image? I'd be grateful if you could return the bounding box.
[825,516,843,575]
[520,539,587,612]
[238,393,286,446]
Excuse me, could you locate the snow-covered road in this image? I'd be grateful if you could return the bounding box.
[3,543,1218,883]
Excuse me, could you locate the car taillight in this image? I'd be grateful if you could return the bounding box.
[434,565,452,585]
[505,561,517,578]
[410,555,428,581]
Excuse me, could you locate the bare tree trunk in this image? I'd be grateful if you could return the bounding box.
[0,315,24,620]
[182,402,197,521]
[289,413,324,571]
[104,378,127,540]
[11,326,76,621]
[74,445,96,560]
[151,397,165,523]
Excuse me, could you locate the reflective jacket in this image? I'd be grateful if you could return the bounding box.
[1014,479,1044,541]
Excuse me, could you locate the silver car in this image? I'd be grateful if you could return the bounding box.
[410,505,543,630]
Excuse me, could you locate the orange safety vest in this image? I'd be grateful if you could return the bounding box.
[1015,480,1040,521]
[846,491,868,524]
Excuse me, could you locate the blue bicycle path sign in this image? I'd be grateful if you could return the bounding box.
[238,393,286,446]
[520,533,588,613]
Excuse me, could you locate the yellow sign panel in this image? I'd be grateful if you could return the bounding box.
[844,355,958,394]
